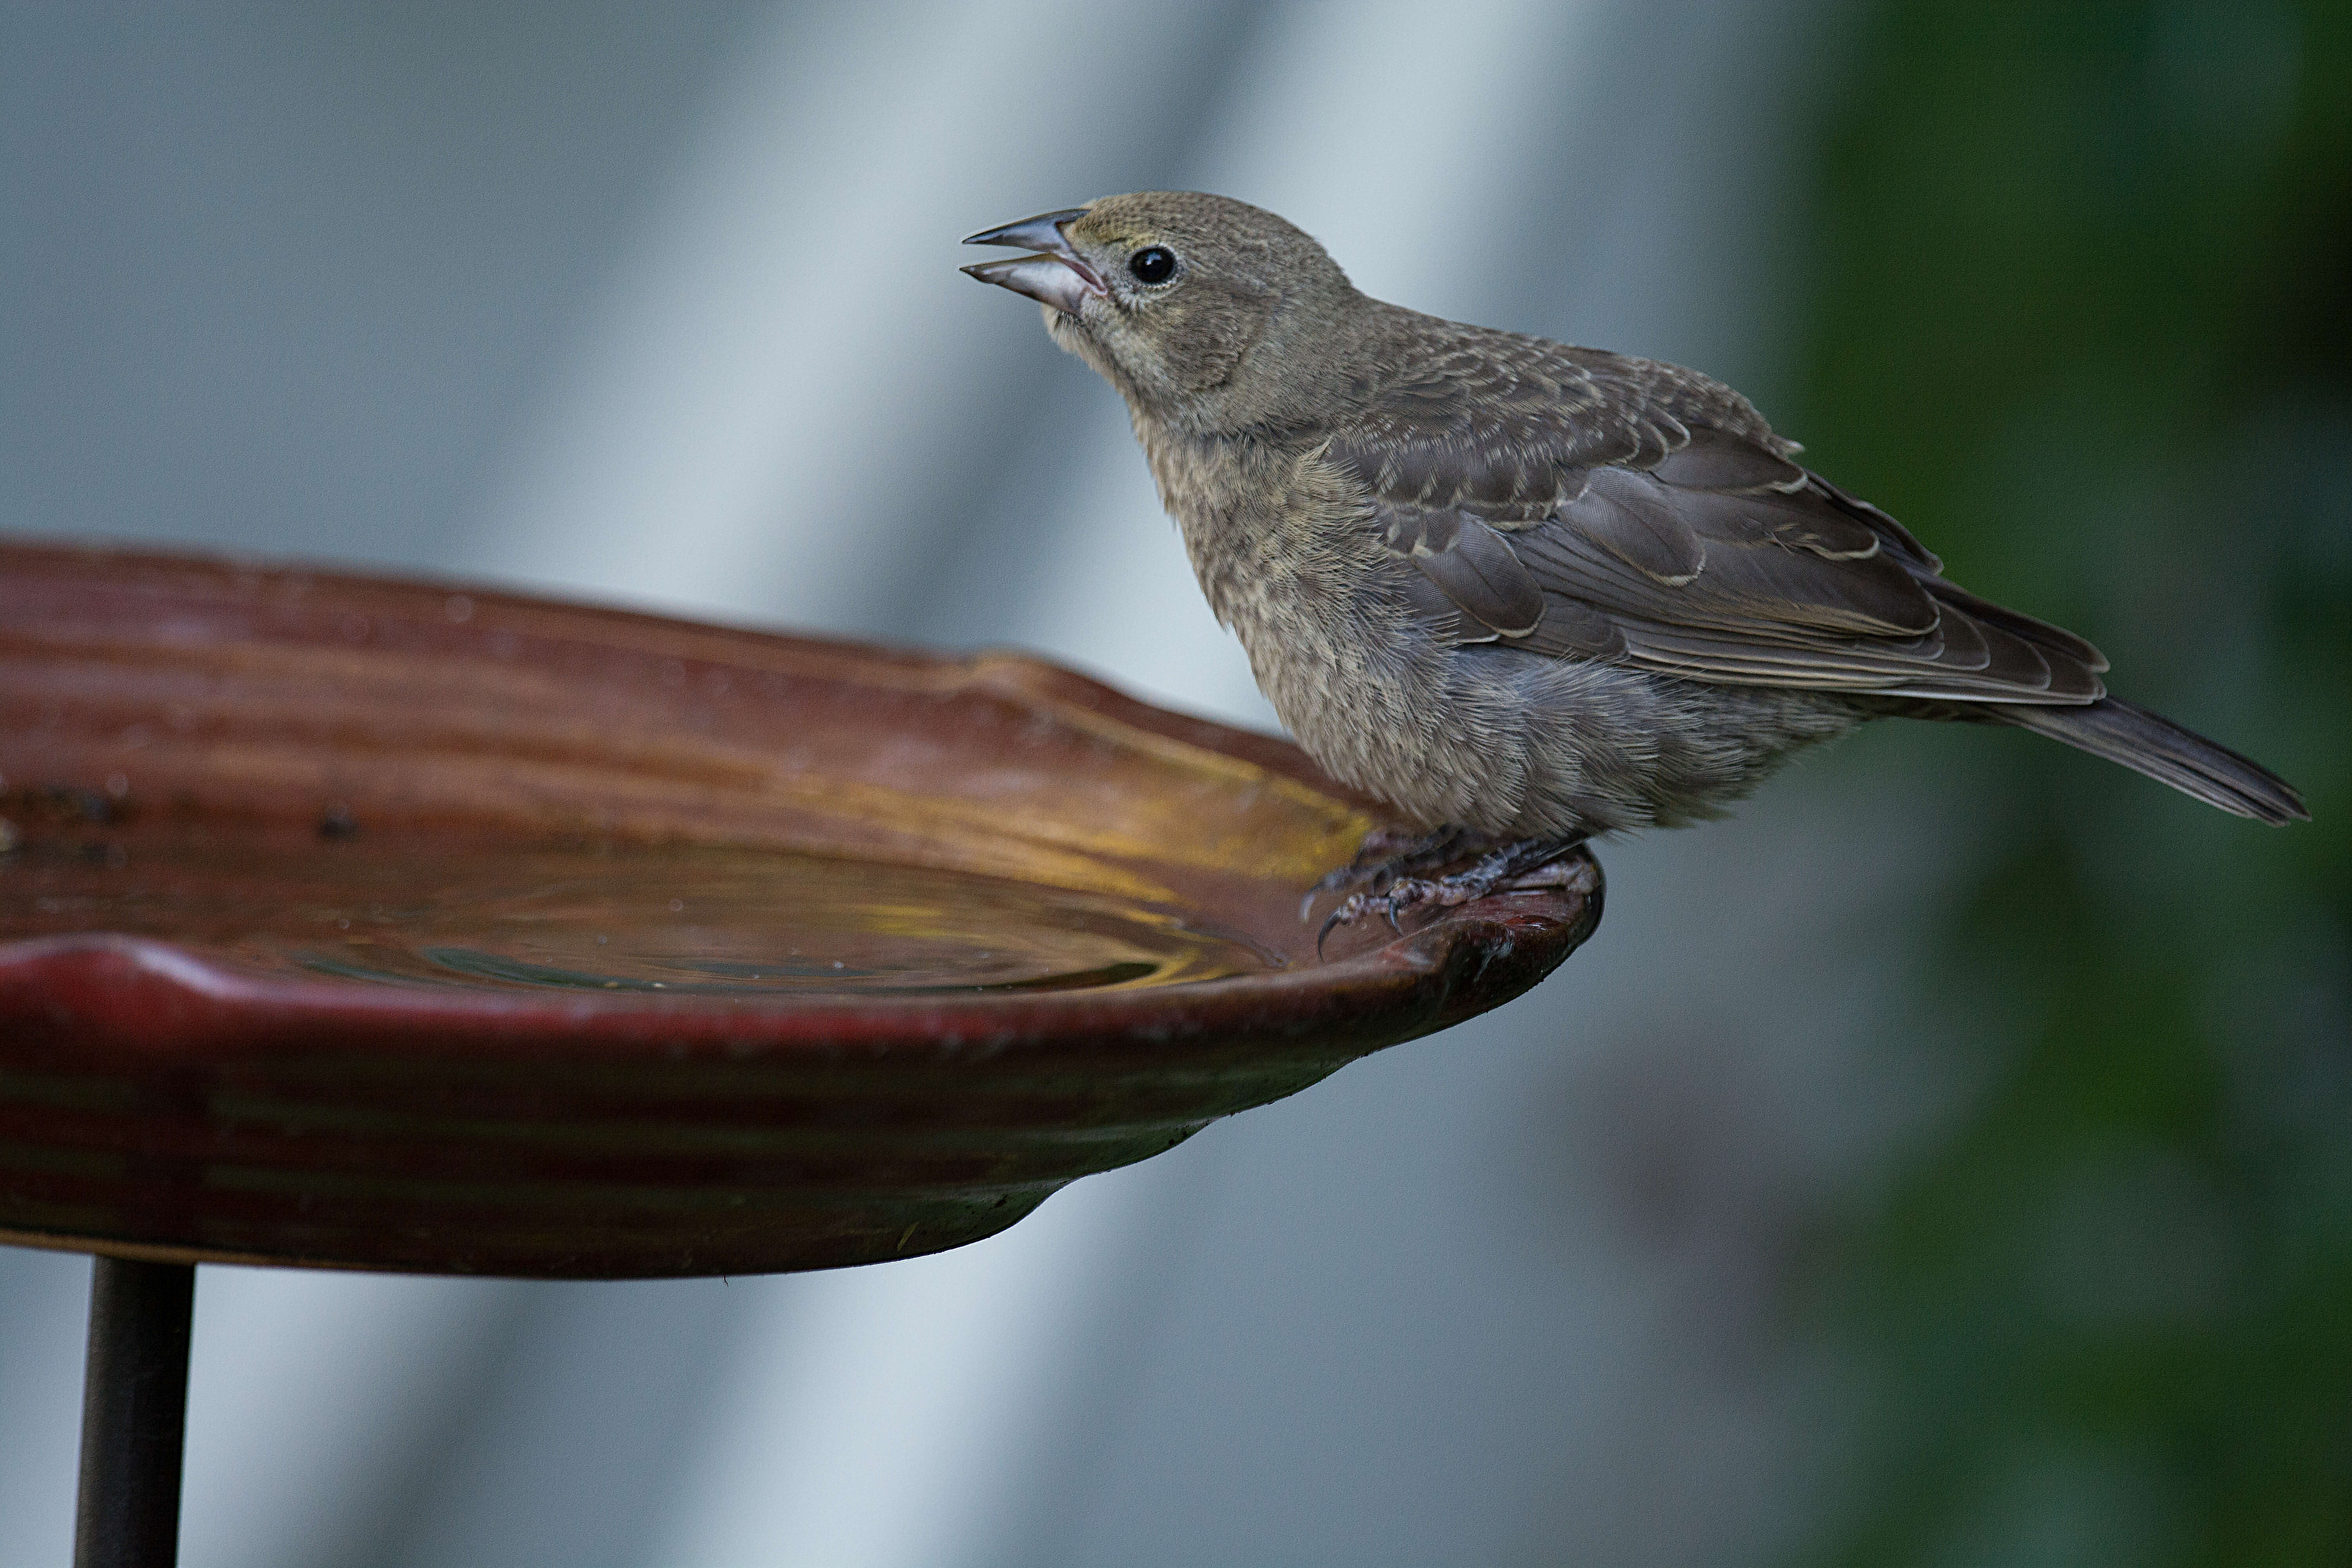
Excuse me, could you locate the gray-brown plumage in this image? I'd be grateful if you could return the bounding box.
[962,192,2306,921]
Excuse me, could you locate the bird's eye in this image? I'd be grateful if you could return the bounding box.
[1128,246,1176,284]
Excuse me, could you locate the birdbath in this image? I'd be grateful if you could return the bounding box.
[0,539,1602,1566]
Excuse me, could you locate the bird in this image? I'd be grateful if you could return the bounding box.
[960,192,2307,935]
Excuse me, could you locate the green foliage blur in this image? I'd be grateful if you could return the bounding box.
[1787,2,2351,1563]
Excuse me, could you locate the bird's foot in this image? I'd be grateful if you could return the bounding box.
[1309,835,1587,955]
[1300,824,1492,919]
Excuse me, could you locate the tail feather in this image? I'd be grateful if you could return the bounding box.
[2000,697,2308,824]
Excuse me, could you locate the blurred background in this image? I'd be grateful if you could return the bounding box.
[2,0,2345,1564]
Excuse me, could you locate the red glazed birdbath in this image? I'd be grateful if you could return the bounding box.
[0,539,1601,1566]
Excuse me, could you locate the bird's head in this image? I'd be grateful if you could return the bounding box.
[962,191,1361,434]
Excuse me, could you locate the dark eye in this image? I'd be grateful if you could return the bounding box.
[1128,246,1176,284]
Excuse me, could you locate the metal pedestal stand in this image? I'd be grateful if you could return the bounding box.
[74,1258,194,1568]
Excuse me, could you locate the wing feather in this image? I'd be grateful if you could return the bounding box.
[1338,323,2107,705]
[1383,506,1545,637]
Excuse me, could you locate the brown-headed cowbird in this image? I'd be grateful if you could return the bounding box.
[962,192,2307,929]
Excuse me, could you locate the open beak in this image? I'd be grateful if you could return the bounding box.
[960,207,1105,316]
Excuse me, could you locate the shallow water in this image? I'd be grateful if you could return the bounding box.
[0,820,1277,996]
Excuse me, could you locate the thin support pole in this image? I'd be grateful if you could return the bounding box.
[74,1257,195,1568]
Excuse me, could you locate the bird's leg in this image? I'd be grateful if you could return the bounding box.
[1314,835,1587,953]
[1301,824,1491,919]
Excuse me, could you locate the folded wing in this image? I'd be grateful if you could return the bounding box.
[1337,332,2108,705]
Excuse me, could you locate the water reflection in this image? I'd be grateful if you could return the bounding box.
[0,823,1272,996]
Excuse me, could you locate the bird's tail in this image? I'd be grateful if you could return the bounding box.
[1998,696,2308,824]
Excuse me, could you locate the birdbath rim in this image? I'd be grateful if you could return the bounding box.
[0,537,1602,1279]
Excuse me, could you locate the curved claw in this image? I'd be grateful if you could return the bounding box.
[1314,881,1421,957]
[1314,901,1356,960]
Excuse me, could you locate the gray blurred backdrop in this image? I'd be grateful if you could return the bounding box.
[4,4,2345,1567]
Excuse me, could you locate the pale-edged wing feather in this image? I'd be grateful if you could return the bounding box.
[1333,326,2108,706]
[1327,320,1794,521]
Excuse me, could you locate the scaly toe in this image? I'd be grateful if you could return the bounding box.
[1307,835,1588,949]
[1303,825,1490,912]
